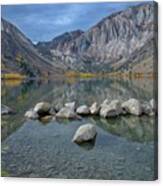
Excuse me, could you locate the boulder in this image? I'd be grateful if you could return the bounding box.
[1,104,14,115]
[122,98,142,116]
[90,102,100,115]
[56,107,80,119]
[25,110,39,119]
[64,101,76,111]
[76,105,90,115]
[100,100,122,118]
[33,102,51,115]
[72,124,97,144]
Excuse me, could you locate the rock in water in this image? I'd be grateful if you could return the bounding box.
[25,110,39,119]
[122,98,142,116]
[34,102,51,115]
[100,100,122,118]
[56,107,79,119]
[90,102,100,115]
[150,99,156,111]
[101,99,110,107]
[76,105,90,115]
[1,105,14,115]
[64,102,76,111]
[72,124,97,144]
[142,103,154,116]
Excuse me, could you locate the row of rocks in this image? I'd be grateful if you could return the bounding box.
[24,98,156,121]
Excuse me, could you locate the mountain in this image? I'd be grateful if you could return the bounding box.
[1,18,63,77]
[35,2,157,73]
[36,30,84,61]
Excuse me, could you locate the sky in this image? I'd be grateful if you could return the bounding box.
[1,2,148,43]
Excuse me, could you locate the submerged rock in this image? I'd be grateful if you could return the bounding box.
[64,102,76,111]
[40,115,53,123]
[90,102,100,115]
[56,107,79,119]
[100,100,121,118]
[25,110,39,120]
[72,124,97,144]
[76,105,90,115]
[122,98,142,116]
[34,102,51,115]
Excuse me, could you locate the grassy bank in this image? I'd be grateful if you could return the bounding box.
[1,73,26,80]
[65,71,156,79]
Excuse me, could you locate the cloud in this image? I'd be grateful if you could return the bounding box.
[1,2,142,42]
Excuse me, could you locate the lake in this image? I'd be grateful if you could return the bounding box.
[1,77,157,180]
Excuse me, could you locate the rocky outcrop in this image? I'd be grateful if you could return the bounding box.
[72,124,97,144]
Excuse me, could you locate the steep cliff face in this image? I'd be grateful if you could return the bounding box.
[1,18,63,77]
[36,2,157,73]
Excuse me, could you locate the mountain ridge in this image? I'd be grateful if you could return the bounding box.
[1,2,157,76]
[35,2,157,73]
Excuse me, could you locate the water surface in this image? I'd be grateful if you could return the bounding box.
[1,77,157,180]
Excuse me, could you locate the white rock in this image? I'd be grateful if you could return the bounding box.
[72,124,97,144]
[56,107,79,119]
[64,102,76,111]
[25,110,39,119]
[100,100,121,118]
[34,102,51,115]
[90,102,100,115]
[122,98,142,116]
[76,105,90,115]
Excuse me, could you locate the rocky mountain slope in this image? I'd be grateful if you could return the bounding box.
[1,2,157,76]
[1,18,63,77]
[36,2,157,73]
